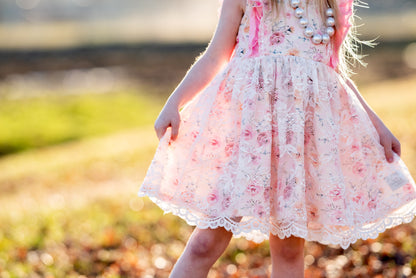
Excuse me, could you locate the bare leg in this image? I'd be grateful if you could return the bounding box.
[169,227,233,278]
[269,234,305,278]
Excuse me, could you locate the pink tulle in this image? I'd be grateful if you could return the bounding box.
[248,0,263,57]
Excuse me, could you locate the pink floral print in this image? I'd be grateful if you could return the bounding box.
[270,32,285,45]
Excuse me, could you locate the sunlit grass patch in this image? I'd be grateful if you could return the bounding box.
[0,90,162,156]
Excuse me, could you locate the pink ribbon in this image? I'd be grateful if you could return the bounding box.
[248,0,263,57]
[329,0,353,71]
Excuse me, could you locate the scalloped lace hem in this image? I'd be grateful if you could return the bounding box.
[138,191,416,250]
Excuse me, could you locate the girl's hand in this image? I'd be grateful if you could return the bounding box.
[154,100,181,141]
[370,115,401,163]
[344,77,401,164]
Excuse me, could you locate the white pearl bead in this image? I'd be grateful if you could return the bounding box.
[326,26,335,36]
[295,7,304,18]
[326,17,335,27]
[291,0,300,8]
[312,34,323,44]
[299,17,308,28]
[326,8,334,17]
[291,1,336,44]
[304,27,314,38]
[322,33,331,44]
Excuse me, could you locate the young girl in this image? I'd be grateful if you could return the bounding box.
[139,0,416,276]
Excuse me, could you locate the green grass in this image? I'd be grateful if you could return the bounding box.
[0,90,162,156]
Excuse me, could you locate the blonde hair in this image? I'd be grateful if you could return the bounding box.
[271,0,374,77]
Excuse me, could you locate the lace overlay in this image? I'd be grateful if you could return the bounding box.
[138,0,416,249]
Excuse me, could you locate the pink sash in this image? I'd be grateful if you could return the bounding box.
[248,0,263,57]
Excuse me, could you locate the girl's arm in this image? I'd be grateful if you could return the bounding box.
[344,77,401,163]
[154,0,245,141]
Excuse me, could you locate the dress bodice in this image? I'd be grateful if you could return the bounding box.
[232,0,335,66]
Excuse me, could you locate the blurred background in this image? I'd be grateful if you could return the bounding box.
[0,0,416,277]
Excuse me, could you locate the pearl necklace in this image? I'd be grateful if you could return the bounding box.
[290,0,335,45]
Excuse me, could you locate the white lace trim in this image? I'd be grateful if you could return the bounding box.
[138,191,416,250]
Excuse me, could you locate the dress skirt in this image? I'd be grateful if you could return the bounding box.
[138,54,416,249]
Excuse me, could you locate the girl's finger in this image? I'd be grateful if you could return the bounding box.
[383,141,394,163]
[155,129,162,140]
[170,120,180,141]
[155,125,167,141]
[392,139,401,157]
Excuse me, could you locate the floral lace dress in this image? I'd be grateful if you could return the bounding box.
[138,0,416,249]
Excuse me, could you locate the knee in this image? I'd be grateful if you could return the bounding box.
[279,243,304,262]
[270,235,305,262]
[188,229,228,259]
